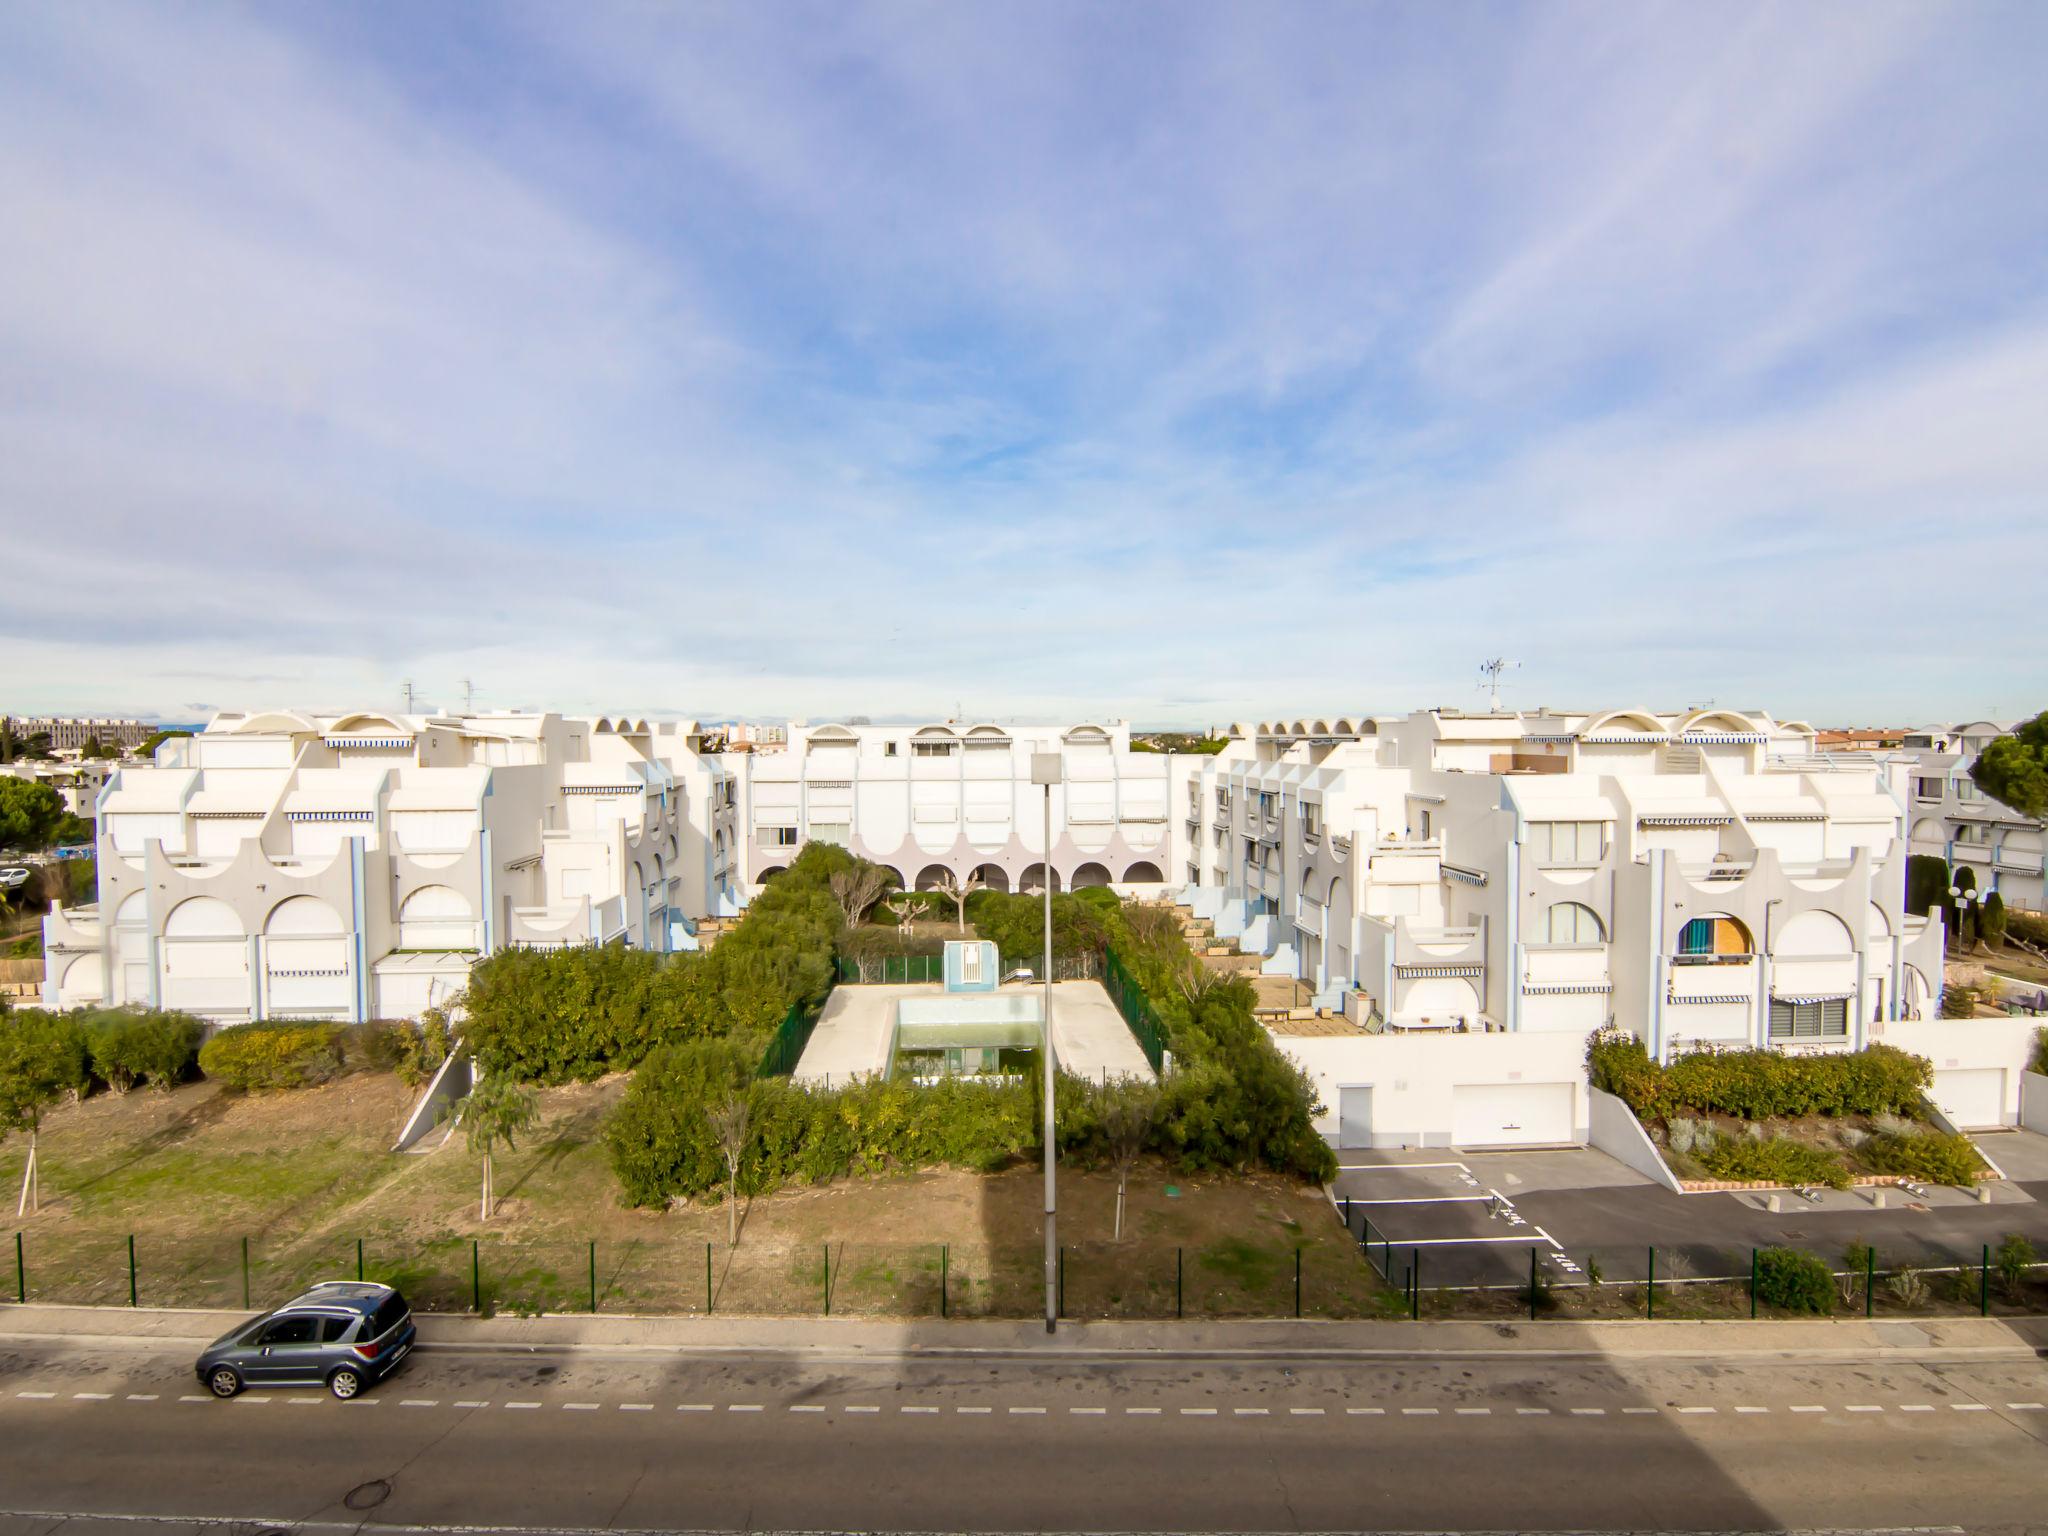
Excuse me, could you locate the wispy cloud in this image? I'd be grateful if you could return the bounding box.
[2,0,2044,726]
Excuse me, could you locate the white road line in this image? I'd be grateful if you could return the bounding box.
[179,1395,210,1403]
[1529,1224,1565,1253]
[957,1406,991,1415]
[1622,1408,1659,1416]
[620,1404,652,1412]
[729,1405,763,1413]
[238,1396,271,1404]
[1515,1407,1551,1416]
[1234,1407,1268,1416]
[126,1394,158,1402]
[1069,1407,1105,1415]
[847,1406,879,1414]
[401,1399,439,1407]
[1337,1160,1471,1171]
[1291,1408,1326,1416]
[1790,1406,1827,1413]
[16,1392,55,1400]
[455,1401,489,1409]
[73,1393,111,1401]
[1734,1406,1769,1415]
[790,1405,825,1413]
[677,1404,713,1412]
[1375,1235,1552,1247]
[1009,1406,1045,1415]
[564,1403,600,1412]
[1570,1408,1606,1417]
[1401,1407,1439,1416]
[2010,1402,2045,1410]
[903,1406,939,1414]
[1125,1407,1159,1415]
[1455,1408,1490,1416]
[1676,1406,1715,1415]
[1900,1405,1935,1413]
[286,1398,321,1406]
[1846,1405,1883,1413]
[506,1402,542,1410]
[1343,1195,1497,1205]
[1953,1403,1991,1412]
[1181,1407,1217,1416]
[1347,1407,1385,1416]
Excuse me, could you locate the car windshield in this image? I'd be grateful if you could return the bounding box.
[369,1293,409,1337]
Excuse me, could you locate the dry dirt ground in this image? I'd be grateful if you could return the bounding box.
[0,1070,1382,1320]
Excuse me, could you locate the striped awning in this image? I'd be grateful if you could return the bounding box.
[323,736,412,749]
[1682,731,1769,744]
[1522,981,1613,995]
[1639,813,1734,826]
[1774,991,1856,1005]
[1745,811,1824,822]
[1395,962,1485,978]
[1668,992,1751,1006]
[563,785,644,796]
[1441,862,1489,887]
[286,810,374,823]
[1585,732,1670,744]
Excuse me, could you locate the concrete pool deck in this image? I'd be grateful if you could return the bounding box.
[793,980,1156,1087]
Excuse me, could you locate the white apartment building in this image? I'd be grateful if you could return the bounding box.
[1166,708,2036,1147]
[1902,721,2044,913]
[737,721,1172,894]
[1,758,114,825]
[41,709,740,1023]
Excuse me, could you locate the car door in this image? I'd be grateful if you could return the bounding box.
[245,1314,323,1383]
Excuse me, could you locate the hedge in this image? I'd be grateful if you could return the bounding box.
[1859,1130,1985,1186]
[1753,1247,1834,1314]
[1695,1134,1851,1189]
[83,1009,205,1093]
[1589,1036,1932,1121]
[197,1022,345,1091]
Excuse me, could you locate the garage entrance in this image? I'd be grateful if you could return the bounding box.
[1932,1067,2007,1130]
[1452,1082,1575,1148]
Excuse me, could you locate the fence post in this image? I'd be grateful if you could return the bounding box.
[1750,1248,1758,1319]
[1176,1247,1183,1319]
[1865,1247,1875,1318]
[941,1245,948,1318]
[356,1237,364,1283]
[1057,1245,1066,1318]
[1343,1196,1352,1232]
[1294,1248,1302,1318]
[471,1240,480,1313]
[589,1241,597,1314]
[1531,1247,1539,1322]
[1981,1244,1991,1317]
[128,1235,137,1308]
[1410,1248,1420,1320]
[706,1242,713,1314]
[823,1244,831,1316]
[15,1230,23,1304]
[241,1236,250,1310]
[1646,1247,1656,1320]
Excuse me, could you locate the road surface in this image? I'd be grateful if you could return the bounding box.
[2,1332,2045,1532]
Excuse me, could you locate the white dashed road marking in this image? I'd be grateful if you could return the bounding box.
[1847,1405,1883,1414]
[1181,1408,1217,1416]
[620,1404,652,1412]
[957,1406,991,1415]
[677,1404,712,1412]
[1676,1407,1716,1415]
[402,1399,439,1407]
[17,1392,55,1400]
[73,1393,111,1401]
[1455,1408,1490,1416]
[1791,1405,1827,1413]
[1069,1407,1104,1415]
[1235,1408,1268,1416]
[1125,1407,1159,1415]
[1008,1406,1045,1415]
[1516,1407,1550,1416]
[790,1405,824,1413]
[728,1405,762,1413]
[506,1402,541,1410]
[904,1406,939,1414]
[1291,1407,1325,1416]
[847,1406,879,1414]
[455,1401,489,1409]
[1953,1403,1991,1412]
[1570,1408,1606,1417]
[564,1403,600,1411]
[127,1394,158,1402]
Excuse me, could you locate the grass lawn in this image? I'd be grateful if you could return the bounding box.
[0,1068,1382,1319]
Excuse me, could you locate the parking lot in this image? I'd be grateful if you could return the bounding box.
[1334,1139,2048,1289]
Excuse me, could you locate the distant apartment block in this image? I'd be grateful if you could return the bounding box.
[1903,720,2044,913]
[42,709,739,1022]
[5,715,155,752]
[1,758,114,823]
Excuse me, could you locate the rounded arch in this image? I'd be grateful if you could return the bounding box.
[396,884,477,951]
[1773,908,1854,956]
[1540,901,1605,944]
[1580,708,1667,739]
[1904,963,1932,1017]
[1400,976,1482,1022]
[1019,862,1062,895]
[1677,912,1753,956]
[1070,861,1113,889]
[1910,816,1944,844]
[877,865,906,891]
[264,894,344,937]
[113,890,148,925]
[1062,724,1110,747]
[1122,859,1165,883]
[1677,707,1761,736]
[1332,717,1357,735]
[964,724,1011,741]
[327,711,413,735]
[163,896,243,938]
[755,865,788,884]
[233,710,321,735]
[914,863,955,892]
[970,863,1010,893]
[913,724,958,741]
[1866,901,1891,941]
[1309,719,1332,736]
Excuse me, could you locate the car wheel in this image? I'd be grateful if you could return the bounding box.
[328,1367,364,1400]
[207,1367,242,1399]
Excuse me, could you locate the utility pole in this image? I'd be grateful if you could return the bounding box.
[1030,750,1063,1334]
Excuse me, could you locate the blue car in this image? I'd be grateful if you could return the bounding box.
[195,1281,415,1400]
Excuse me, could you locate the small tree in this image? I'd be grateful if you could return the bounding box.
[0,779,66,852]
[1905,855,1949,916]
[1980,890,2007,951]
[828,865,893,927]
[1100,1083,1160,1241]
[0,1012,90,1215]
[1996,1232,2036,1301]
[1972,715,2048,818]
[706,1088,755,1244]
[452,1070,540,1222]
[930,868,986,932]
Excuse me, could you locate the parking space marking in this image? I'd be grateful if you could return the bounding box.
[1676,1406,1715,1415]
[287,1398,322,1406]
[237,1396,272,1404]
[1622,1408,1659,1415]
[72,1393,111,1401]
[1790,1406,1827,1413]
[1346,1195,1496,1205]
[1846,1405,1883,1413]
[1900,1405,1935,1413]
[564,1403,601,1411]
[1733,1406,1769,1415]
[2010,1402,2045,1410]
[1401,1407,1439,1416]
[1234,1407,1268,1416]
[1125,1407,1159,1415]
[16,1392,55,1400]
[1008,1406,1045,1415]
[506,1402,542,1410]
[179,1396,210,1403]
[1348,1407,1385,1415]
[126,1394,158,1402]
[455,1401,489,1409]
[1181,1407,1217,1416]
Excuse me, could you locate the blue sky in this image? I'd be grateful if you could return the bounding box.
[3,2,2045,727]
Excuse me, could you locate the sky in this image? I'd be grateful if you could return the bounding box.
[2,2,2045,729]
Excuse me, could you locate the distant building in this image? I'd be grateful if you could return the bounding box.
[42,709,740,1023]
[1902,720,2043,913]
[1,759,114,821]
[5,716,154,753]
[1812,726,1912,754]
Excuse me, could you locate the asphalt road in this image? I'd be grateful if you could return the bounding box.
[4,1335,2047,1533]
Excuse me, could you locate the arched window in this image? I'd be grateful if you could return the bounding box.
[1542,902,1605,944]
[1677,914,1752,956]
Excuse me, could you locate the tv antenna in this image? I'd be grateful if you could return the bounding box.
[401,679,416,713]
[1477,658,1520,713]
[460,678,476,713]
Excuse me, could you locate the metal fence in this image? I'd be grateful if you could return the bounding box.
[833,952,1102,985]
[757,994,827,1077]
[1101,946,1168,1074]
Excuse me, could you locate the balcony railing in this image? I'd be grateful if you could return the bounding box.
[1331,834,1352,857]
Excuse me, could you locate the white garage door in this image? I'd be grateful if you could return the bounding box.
[1453,1083,1575,1148]
[1932,1067,2006,1130]
[1337,1087,1374,1148]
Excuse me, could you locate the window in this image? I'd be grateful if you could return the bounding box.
[1769,998,1848,1040]
[1530,821,1603,863]
[884,741,898,757]
[1956,778,1982,801]
[317,1315,356,1343]
[807,822,850,845]
[370,1292,410,1337]
[764,826,798,847]
[1957,823,1992,846]
[912,741,956,758]
[1417,809,1433,839]
[1541,902,1604,944]
[258,1315,321,1347]
[1301,802,1323,837]
[1188,864,1200,884]
[1914,777,1945,799]
[1243,837,1259,866]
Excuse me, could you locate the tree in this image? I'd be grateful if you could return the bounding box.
[0,1012,91,1216]
[1950,866,1977,950]
[0,721,52,763]
[706,1088,755,1244]
[1972,713,2048,818]
[1981,890,2008,950]
[828,864,893,927]
[0,779,66,851]
[137,729,192,760]
[1100,1083,1160,1241]
[930,868,985,931]
[451,1070,540,1222]
[1905,854,1949,917]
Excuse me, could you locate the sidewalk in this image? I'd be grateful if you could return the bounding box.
[2,1302,2041,1362]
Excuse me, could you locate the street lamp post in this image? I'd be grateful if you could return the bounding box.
[1030,750,1062,1335]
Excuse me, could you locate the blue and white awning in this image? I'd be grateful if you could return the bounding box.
[286,810,374,822]
[1774,991,1856,1005]
[1668,992,1751,1006]
[323,736,413,749]
[1682,731,1769,744]
[1441,862,1489,887]
[1522,981,1613,995]
[1639,813,1733,826]
[1396,962,1485,979]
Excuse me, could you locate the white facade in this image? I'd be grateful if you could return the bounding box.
[736,721,1174,894]
[1163,707,2027,1147]
[41,709,740,1023]
[1901,720,2044,913]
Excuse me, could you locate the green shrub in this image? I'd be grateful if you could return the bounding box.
[84,1009,204,1092]
[1859,1130,1985,1186]
[197,1022,344,1091]
[1753,1246,1835,1314]
[392,1008,454,1089]
[1997,1233,2037,1300]
[964,889,1109,966]
[1905,854,1950,917]
[2032,1027,2048,1078]
[1589,1037,1931,1121]
[1696,1134,1851,1188]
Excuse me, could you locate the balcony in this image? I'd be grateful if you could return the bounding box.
[1295,898,1325,937]
[1998,851,2045,875]
[1330,834,1352,858]
[1667,955,1759,1003]
[1393,923,1484,974]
